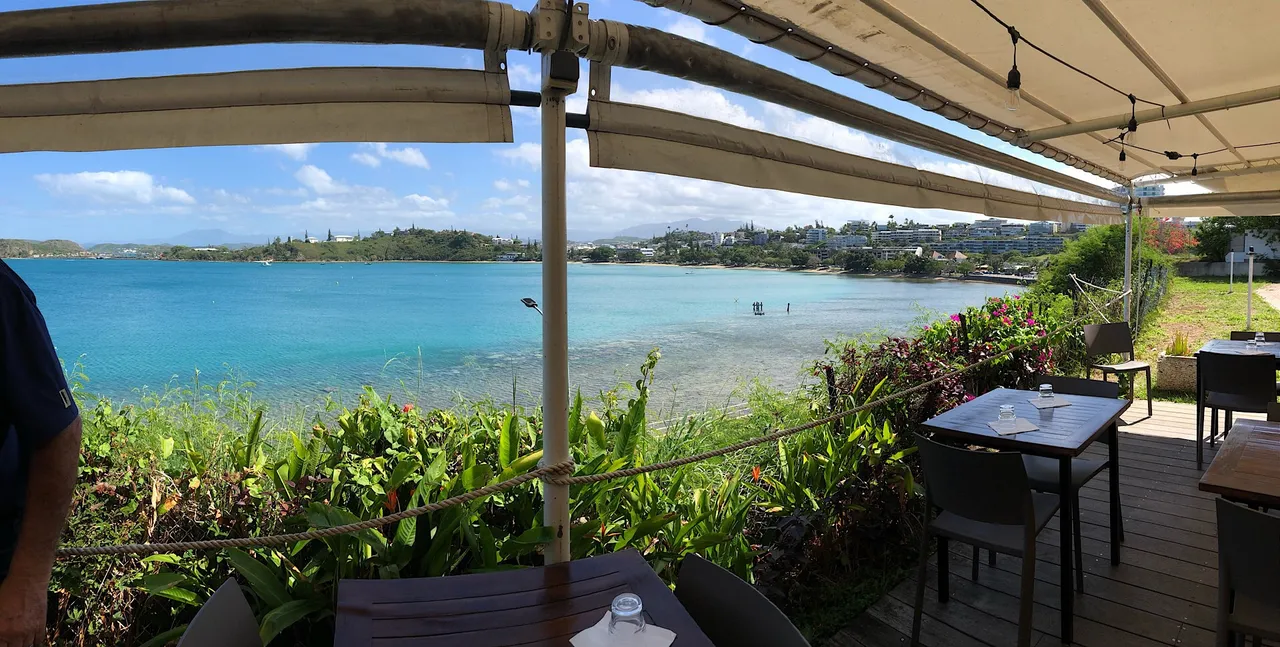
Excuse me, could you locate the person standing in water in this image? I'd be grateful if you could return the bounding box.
[787,303,791,313]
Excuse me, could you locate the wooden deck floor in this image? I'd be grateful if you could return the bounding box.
[829,400,1248,647]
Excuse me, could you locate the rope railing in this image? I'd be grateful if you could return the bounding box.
[56,289,1128,558]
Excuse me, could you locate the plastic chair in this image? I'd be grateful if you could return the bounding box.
[1198,352,1276,450]
[1215,498,1280,646]
[1084,322,1152,417]
[675,554,809,647]
[177,578,262,647]
[911,436,1059,647]
[1229,331,1280,342]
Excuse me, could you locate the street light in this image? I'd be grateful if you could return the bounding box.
[521,297,543,316]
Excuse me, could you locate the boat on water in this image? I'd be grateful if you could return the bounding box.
[257,259,273,267]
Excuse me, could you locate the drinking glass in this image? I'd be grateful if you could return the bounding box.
[998,404,1016,422]
[1257,331,1266,344]
[609,593,646,635]
[1038,383,1054,400]
[1247,339,1258,352]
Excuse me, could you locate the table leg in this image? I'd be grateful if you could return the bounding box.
[1060,457,1074,644]
[1108,423,1121,566]
[1196,354,1204,470]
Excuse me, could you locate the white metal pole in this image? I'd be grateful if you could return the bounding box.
[1229,251,1234,293]
[1247,248,1255,330]
[1123,199,1133,321]
[541,50,572,564]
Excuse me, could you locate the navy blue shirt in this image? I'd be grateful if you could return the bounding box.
[0,260,80,523]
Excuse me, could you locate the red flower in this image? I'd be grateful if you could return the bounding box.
[384,489,399,512]
[752,466,762,483]
[402,403,415,413]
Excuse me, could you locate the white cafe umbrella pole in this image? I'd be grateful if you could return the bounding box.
[1228,251,1234,294]
[1247,246,1255,330]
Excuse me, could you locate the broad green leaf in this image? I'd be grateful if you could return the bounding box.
[568,390,585,446]
[387,459,420,491]
[460,464,493,491]
[259,598,330,645]
[687,532,730,551]
[139,625,188,647]
[499,449,543,480]
[139,573,186,594]
[618,513,677,548]
[498,413,518,469]
[424,452,448,486]
[226,548,293,609]
[508,526,555,546]
[140,554,181,565]
[153,586,202,607]
[160,437,174,459]
[585,412,607,452]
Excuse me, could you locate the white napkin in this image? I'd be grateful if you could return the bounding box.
[988,418,1039,436]
[1029,396,1072,409]
[571,612,677,647]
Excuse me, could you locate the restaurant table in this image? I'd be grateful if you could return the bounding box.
[1198,417,1280,508]
[334,549,715,647]
[922,387,1130,645]
[1194,339,1280,470]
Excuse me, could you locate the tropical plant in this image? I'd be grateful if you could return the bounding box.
[1167,330,1190,356]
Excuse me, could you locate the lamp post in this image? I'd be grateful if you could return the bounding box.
[521,297,543,316]
[1247,246,1255,330]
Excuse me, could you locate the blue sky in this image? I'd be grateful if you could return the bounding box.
[0,0,1126,245]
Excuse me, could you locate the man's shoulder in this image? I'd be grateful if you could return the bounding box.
[0,261,35,306]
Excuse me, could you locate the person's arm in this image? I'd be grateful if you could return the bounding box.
[0,417,80,647]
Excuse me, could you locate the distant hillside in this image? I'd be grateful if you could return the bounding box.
[0,239,84,258]
[142,228,261,249]
[614,218,746,239]
[167,228,538,262]
[88,243,173,255]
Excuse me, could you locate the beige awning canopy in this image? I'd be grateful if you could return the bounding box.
[648,0,1280,198]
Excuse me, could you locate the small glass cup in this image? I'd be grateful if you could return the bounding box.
[1247,338,1258,352]
[609,593,646,635]
[998,404,1016,422]
[1039,383,1054,400]
[1257,332,1267,345]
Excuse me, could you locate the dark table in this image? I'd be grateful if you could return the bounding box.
[334,549,715,646]
[1194,339,1280,469]
[923,387,1130,645]
[1199,417,1280,508]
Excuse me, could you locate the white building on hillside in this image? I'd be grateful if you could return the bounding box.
[870,228,942,244]
[333,234,355,243]
[805,228,828,244]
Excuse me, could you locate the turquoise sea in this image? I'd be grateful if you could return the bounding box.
[9,260,1019,412]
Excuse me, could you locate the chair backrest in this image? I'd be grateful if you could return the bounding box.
[1216,498,1280,611]
[915,435,1031,526]
[675,554,810,647]
[178,579,262,647]
[1083,322,1135,358]
[1198,351,1277,404]
[1230,331,1280,342]
[1269,402,1280,422]
[1034,374,1120,400]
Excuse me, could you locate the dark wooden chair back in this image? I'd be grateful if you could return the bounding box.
[1269,402,1280,422]
[1199,351,1276,405]
[178,579,262,647]
[916,435,1031,526]
[1216,498,1280,614]
[1230,331,1280,342]
[1083,322,1135,359]
[676,554,810,647]
[1034,374,1120,400]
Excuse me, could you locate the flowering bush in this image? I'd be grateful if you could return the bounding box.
[821,294,1064,433]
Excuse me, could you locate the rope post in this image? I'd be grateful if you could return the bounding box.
[823,364,842,436]
[1123,196,1134,322]
[535,0,577,565]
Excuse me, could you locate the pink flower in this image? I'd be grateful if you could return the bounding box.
[1037,330,1047,337]
[1026,317,1036,326]
[923,325,931,331]
[1001,316,1012,325]
[402,404,415,413]
[950,314,961,322]
[964,394,976,402]
[1013,295,1021,300]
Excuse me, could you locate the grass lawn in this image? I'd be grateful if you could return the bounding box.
[1133,275,1280,401]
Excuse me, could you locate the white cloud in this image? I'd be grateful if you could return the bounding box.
[615,87,764,130]
[211,189,250,204]
[666,16,715,45]
[508,64,541,90]
[351,143,430,169]
[517,179,531,188]
[295,165,349,195]
[260,144,318,161]
[481,193,534,210]
[762,104,897,162]
[351,152,382,168]
[494,179,516,192]
[35,171,195,205]
[498,142,542,170]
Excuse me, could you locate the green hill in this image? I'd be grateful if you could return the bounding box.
[168,227,538,262]
[0,239,84,258]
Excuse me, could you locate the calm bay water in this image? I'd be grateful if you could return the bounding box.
[10,260,1018,412]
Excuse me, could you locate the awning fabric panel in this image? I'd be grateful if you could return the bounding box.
[587,99,1124,224]
[0,67,513,152]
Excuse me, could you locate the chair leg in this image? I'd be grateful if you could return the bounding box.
[938,537,950,603]
[989,549,996,567]
[1145,368,1153,416]
[1211,409,1219,447]
[1074,490,1085,592]
[1018,541,1036,647]
[1226,410,1233,433]
[911,530,930,647]
[972,545,980,582]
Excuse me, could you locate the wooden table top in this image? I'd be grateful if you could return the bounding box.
[923,388,1130,457]
[1199,418,1280,507]
[334,549,715,647]
[1197,339,1280,358]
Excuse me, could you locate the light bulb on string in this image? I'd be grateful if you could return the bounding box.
[1191,153,1199,177]
[1117,131,1128,174]
[1004,26,1021,111]
[1125,94,1139,148]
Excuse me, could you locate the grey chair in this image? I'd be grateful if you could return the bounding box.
[177,578,262,647]
[1084,322,1152,417]
[1198,352,1276,449]
[676,554,810,647]
[912,436,1059,647]
[1229,331,1280,342]
[1215,498,1280,646]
